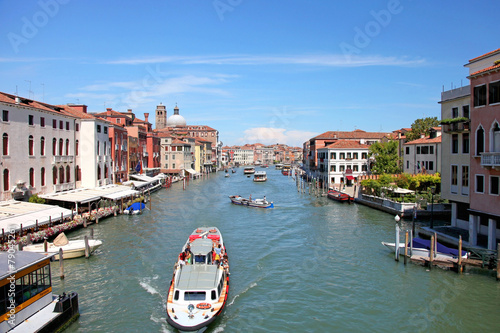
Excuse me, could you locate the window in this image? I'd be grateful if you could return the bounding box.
[452,134,458,154]
[75,166,81,182]
[330,165,336,172]
[340,165,345,172]
[3,169,9,191]
[66,166,71,183]
[40,137,45,156]
[476,126,484,155]
[184,291,206,301]
[406,161,409,169]
[421,146,429,154]
[330,152,336,159]
[2,110,8,122]
[353,165,359,172]
[340,153,345,159]
[29,168,34,187]
[2,133,8,155]
[41,167,45,186]
[346,153,351,159]
[416,146,421,154]
[489,81,500,104]
[104,126,108,134]
[451,165,458,186]
[405,147,410,154]
[353,153,358,159]
[462,134,469,154]
[490,176,500,195]
[29,115,34,125]
[59,166,64,183]
[97,125,101,133]
[430,146,434,154]
[40,117,45,127]
[28,135,34,156]
[75,140,79,156]
[476,175,484,193]
[117,118,121,124]
[362,164,367,171]
[66,121,69,130]
[474,85,487,107]
[452,107,458,118]
[362,152,367,159]
[172,163,175,169]
[428,161,434,171]
[75,123,79,131]
[59,139,63,156]
[52,138,57,155]
[462,166,469,187]
[65,139,69,155]
[52,167,57,185]
[59,120,63,129]
[463,105,469,119]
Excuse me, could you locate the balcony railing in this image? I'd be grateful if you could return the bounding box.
[53,155,74,163]
[54,183,74,192]
[441,119,470,133]
[481,152,500,168]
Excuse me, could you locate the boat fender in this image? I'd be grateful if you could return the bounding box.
[196,303,211,310]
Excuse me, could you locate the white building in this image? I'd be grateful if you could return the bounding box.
[232,148,254,165]
[403,128,442,175]
[317,140,370,186]
[1,93,78,200]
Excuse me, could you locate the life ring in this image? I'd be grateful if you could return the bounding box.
[196,229,203,233]
[209,229,217,233]
[196,303,211,310]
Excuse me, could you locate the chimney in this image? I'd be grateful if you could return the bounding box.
[128,109,132,113]
[71,104,88,113]
[144,113,149,123]
[15,97,20,104]
[106,107,112,112]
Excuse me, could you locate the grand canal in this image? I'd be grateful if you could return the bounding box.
[54,168,500,332]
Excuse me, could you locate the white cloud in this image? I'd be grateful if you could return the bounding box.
[241,127,318,147]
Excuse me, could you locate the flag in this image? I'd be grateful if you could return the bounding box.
[135,161,141,173]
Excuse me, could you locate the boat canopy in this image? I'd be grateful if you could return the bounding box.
[190,238,214,255]
[411,237,467,257]
[176,265,219,290]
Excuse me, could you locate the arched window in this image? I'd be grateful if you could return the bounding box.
[41,167,45,186]
[66,165,70,182]
[52,138,57,156]
[59,138,63,156]
[29,168,34,187]
[3,169,9,191]
[2,133,8,155]
[29,135,34,156]
[97,165,101,180]
[40,137,45,156]
[59,166,64,183]
[491,122,500,153]
[104,142,107,155]
[476,126,485,156]
[52,166,57,185]
[75,140,79,156]
[97,141,100,155]
[105,165,108,178]
[65,139,70,155]
[75,165,81,182]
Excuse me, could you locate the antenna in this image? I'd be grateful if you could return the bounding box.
[41,83,45,102]
[25,80,33,99]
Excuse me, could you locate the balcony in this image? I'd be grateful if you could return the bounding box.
[53,155,74,163]
[481,152,500,169]
[441,118,470,134]
[54,183,74,192]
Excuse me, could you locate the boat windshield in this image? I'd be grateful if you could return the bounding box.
[184,291,206,301]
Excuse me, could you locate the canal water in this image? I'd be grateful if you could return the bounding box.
[54,168,500,332]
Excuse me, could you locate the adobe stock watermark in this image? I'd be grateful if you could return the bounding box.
[7,0,70,54]
[213,0,243,21]
[339,0,406,61]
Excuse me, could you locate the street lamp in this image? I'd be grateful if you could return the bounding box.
[430,186,435,229]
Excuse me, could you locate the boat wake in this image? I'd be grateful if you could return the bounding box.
[227,282,258,306]
[139,276,160,296]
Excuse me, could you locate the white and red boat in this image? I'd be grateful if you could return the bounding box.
[327,189,354,203]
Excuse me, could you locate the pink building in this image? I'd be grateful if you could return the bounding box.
[465,48,500,250]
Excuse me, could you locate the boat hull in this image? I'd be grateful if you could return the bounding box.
[229,196,273,208]
[23,240,103,260]
[327,190,354,203]
[381,241,468,260]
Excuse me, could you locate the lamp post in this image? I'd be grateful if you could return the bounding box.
[430,186,435,229]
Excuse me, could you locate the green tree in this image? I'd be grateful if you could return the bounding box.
[406,117,440,141]
[28,194,45,204]
[368,141,400,175]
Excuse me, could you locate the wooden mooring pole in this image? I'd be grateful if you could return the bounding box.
[429,235,435,269]
[457,236,463,274]
[404,231,408,265]
[497,243,500,281]
[59,248,64,279]
[84,235,90,258]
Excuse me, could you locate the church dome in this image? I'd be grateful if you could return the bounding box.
[167,105,186,127]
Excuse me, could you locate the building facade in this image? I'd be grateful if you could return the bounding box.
[403,128,442,175]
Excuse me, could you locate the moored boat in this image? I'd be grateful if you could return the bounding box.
[166,227,229,331]
[243,166,255,174]
[0,251,79,332]
[327,189,354,203]
[228,195,274,208]
[123,202,146,214]
[381,237,468,260]
[22,233,103,260]
[253,171,267,182]
[281,164,291,175]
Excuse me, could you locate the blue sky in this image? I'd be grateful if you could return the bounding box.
[0,0,497,146]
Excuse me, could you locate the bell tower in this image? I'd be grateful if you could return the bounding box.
[155,103,167,130]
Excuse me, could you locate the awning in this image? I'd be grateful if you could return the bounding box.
[346,175,354,180]
[0,201,73,232]
[185,168,197,175]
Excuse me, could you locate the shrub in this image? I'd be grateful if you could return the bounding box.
[29,194,45,204]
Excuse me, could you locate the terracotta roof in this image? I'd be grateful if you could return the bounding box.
[469,48,500,63]
[405,136,442,145]
[323,140,370,149]
[161,169,182,174]
[171,138,187,145]
[312,130,390,140]
[93,109,127,117]
[57,104,99,120]
[0,91,72,115]
[470,63,500,77]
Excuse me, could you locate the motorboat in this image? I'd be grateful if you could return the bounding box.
[231,169,236,173]
[124,202,146,214]
[327,189,354,203]
[166,227,229,331]
[243,166,255,174]
[381,237,468,260]
[275,163,283,170]
[225,173,230,178]
[281,164,291,175]
[253,171,267,182]
[0,251,79,332]
[228,195,274,208]
[22,233,103,260]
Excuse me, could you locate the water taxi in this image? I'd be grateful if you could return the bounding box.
[243,166,255,174]
[281,164,291,175]
[0,251,79,332]
[166,227,229,331]
[228,195,274,208]
[327,188,354,203]
[253,171,267,182]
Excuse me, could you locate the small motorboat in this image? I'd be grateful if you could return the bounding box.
[231,169,236,173]
[23,233,103,260]
[166,227,229,331]
[327,189,354,203]
[381,237,468,260]
[124,202,146,214]
[228,195,274,208]
[225,174,230,178]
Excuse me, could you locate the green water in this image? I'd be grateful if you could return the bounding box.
[53,168,500,332]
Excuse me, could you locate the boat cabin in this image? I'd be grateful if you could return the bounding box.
[253,171,267,182]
